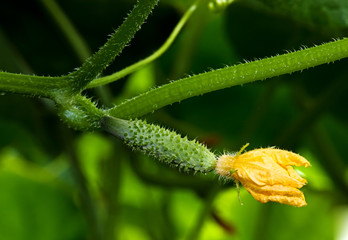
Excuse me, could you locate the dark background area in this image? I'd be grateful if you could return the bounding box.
[0,0,347,239]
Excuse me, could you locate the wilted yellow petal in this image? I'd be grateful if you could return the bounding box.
[243,182,307,207]
[267,149,311,168]
[216,148,310,207]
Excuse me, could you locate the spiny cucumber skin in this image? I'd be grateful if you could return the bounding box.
[101,116,216,173]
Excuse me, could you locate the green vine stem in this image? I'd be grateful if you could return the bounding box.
[0,72,66,97]
[169,0,210,79]
[107,38,348,119]
[2,2,348,133]
[67,0,160,91]
[86,4,198,89]
[55,94,104,131]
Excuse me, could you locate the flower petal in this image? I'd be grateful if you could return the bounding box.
[243,182,307,207]
[230,149,307,188]
[215,147,310,207]
[268,149,311,168]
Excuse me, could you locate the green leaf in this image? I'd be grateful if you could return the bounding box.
[114,63,156,104]
[76,133,114,194]
[242,0,348,34]
[0,150,85,240]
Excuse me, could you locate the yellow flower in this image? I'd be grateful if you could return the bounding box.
[216,147,311,207]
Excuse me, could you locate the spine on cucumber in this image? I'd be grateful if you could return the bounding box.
[100,116,216,173]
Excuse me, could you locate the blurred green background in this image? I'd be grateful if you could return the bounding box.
[0,0,348,239]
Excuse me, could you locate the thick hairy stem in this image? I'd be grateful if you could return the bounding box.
[0,71,66,97]
[68,0,160,91]
[107,38,348,118]
[86,3,197,89]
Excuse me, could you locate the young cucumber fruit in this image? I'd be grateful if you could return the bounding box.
[101,116,216,173]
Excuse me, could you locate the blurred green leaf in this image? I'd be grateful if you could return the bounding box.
[114,64,156,105]
[297,149,334,191]
[76,133,114,193]
[0,149,85,240]
[241,0,348,34]
[213,187,336,240]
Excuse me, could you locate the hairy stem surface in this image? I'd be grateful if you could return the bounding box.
[68,0,160,91]
[108,38,348,118]
[86,3,197,89]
